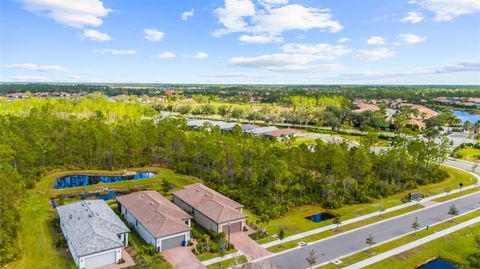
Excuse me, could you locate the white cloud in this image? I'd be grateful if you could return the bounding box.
[400,11,424,23]
[18,0,111,28]
[4,63,67,72]
[8,75,49,81]
[338,38,350,43]
[366,36,386,45]
[213,1,342,39]
[93,49,136,55]
[239,34,282,43]
[194,52,208,59]
[398,34,427,44]
[81,29,111,42]
[355,48,395,60]
[252,4,343,33]
[229,41,351,73]
[261,0,289,5]
[156,51,176,59]
[342,59,480,79]
[411,0,480,21]
[144,29,164,42]
[281,43,352,60]
[214,0,256,35]
[181,9,195,21]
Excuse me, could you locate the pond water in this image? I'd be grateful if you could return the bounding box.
[79,190,120,200]
[54,172,156,189]
[306,212,335,223]
[453,110,480,125]
[418,259,458,269]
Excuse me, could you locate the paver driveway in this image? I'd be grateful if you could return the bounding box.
[230,231,271,260]
[97,248,135,269]
[163,247,206,269]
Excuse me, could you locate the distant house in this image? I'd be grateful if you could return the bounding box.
[56,200,130,269]
[6,93,28,100]
[263,128,297,140]
[245,126,278,136]
[117,191,192,252]
[173,183,247,234]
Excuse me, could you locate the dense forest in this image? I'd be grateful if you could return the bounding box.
[0,95,450,265]
[1,83,479,102]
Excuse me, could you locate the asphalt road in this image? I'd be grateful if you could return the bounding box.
[261,192,480,269]
[445,159,480,175]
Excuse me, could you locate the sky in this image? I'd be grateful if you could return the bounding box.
[0,0,479,85]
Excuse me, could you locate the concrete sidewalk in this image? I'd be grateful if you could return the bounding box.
[345,216,480,268]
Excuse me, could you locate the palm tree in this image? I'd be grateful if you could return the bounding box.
[411,216,420,236]
[366,234,376,254]
[448,204,459,222]
[306,249,317,269]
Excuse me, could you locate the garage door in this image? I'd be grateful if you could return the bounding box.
[161,234,185,251]
[84,250,116,269]
[221,221,242,233]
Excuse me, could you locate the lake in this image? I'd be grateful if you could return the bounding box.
[54,172,156,189]
[418,259,458,269]
[453,110,480,125]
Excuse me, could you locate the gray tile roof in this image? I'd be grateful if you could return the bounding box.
[56,200,130,257]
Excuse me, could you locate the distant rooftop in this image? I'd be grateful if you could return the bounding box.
[117,191,191,238]
[56,200,129,257]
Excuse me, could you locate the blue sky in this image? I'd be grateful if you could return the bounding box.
[1,0,479,84]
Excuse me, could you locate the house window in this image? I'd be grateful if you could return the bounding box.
[136,220,138,227]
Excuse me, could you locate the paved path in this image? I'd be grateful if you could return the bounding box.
[345,216,480,268]
[256,192,480,269]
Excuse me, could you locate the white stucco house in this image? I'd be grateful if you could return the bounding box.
[173,183,247,234]
[117,191,192,252]
[56,200,130,269]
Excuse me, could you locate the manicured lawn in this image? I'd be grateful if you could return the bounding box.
[8,167,199,269]
[206,255,248,269]
[452,146,480,163]
[248,166,475,241]
[320,210,480,269]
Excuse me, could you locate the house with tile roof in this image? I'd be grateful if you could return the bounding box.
[117,191,192,252]
[56,200,130,269]
[172,183,247,234]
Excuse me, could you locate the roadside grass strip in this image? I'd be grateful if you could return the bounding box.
[206,255,248,269]
[317,209,480,268]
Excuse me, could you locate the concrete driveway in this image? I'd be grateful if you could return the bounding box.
[163,247,206,269]
[230,232,272,261]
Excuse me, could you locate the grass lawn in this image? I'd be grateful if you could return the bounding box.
[8,167,199,269]
[206,255,248,269]
[248,166,475,242]
[320,210,480,269]
[452,146,480,163]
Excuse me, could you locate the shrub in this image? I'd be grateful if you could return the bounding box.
[118,258,125,264]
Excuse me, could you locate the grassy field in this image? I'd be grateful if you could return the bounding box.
[248,166,475,241]
[7,167,198,269]
[453,146,480,163]
[320,210,480,269]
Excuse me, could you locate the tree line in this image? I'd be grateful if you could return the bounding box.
[0,97,449,265]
